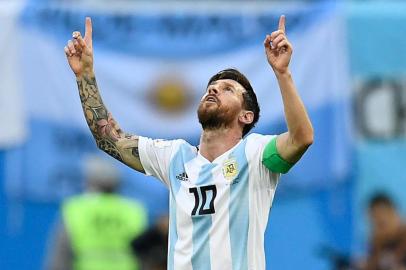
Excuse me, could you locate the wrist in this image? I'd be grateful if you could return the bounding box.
[75,73,83,80]
[274,69,292,80]
[75,69,94,80]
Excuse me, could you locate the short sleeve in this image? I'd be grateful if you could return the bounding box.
[262,136,294,174]
[245,133,280,189]
[138,136,182,187]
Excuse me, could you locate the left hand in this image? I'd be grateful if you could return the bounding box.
[264,15,293,75]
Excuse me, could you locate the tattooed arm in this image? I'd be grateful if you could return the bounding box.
[65,17,144,173]
[76,74,144,172]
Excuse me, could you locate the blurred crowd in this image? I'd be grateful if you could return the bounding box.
[363,193,406,270]
[324,194,406,270]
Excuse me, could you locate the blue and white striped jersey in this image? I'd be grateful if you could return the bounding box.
[139,133,280,270]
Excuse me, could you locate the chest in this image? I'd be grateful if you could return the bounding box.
[169,155,249,218]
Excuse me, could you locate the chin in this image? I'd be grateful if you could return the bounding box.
[198,108,235,131]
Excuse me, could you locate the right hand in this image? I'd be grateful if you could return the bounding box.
[263,15,292,76]
[64,17,93,77]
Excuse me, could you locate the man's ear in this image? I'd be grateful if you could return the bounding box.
[239,110,254,125]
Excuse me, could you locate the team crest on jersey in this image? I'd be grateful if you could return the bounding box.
[222,158,238,181]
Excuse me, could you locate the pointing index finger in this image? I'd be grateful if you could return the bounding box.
[84,17,92,46]
[278,15,286,33]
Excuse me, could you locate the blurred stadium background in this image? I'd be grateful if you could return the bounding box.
[1,0,406,269]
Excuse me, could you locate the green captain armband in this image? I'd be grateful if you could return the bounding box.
[262,137,294,174]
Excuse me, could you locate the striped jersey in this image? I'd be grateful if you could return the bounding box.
[138,133,280,270]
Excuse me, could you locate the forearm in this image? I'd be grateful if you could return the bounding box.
[76,72,123,153]
[276,70,313,147]
[76,72,111,138]
[76,72,144,171]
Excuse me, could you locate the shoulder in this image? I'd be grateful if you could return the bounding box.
[63,195,87,207]
[138,137,195,161]
[244,133,277,152]
[139,136,191,150]
[245,133,277,143]
[62,195,91,218]
[240,133,277,165]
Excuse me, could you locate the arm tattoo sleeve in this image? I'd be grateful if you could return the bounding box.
[77,74,144,172]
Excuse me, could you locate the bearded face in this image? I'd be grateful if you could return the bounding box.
[197,80,243,130]
[197,101,234,130]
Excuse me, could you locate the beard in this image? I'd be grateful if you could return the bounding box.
[197,101,237,130]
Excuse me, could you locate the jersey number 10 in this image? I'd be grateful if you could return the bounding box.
[189,185,217,216]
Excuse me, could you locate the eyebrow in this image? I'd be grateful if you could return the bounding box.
[223,81,235,88]
[207,80,246,94]
[209,80,236,89]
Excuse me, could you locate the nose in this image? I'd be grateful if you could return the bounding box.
[208,86,218,95]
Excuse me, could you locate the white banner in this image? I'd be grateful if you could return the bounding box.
[0,2,26,147]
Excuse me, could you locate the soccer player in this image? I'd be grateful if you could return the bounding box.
[65,15,313,270]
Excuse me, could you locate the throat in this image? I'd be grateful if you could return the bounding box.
[199,129,242,162]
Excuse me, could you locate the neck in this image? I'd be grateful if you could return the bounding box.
[199,127,242,162]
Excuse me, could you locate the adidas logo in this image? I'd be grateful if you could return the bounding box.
[176,172,189,182]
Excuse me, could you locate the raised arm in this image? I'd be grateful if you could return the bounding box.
[263,15,314,164]
[64,17,144,173]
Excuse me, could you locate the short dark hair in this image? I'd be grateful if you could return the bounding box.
[369,192,396,209]
[207,68,260,136]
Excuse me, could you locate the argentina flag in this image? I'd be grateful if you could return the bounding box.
[5,1,351,201]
